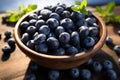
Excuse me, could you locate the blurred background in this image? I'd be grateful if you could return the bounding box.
[0,0,120,12]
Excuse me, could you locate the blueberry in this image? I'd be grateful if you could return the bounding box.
[4,31,11,38]
[102,60,113,70]
[89,27,99,37]
[24,73,36,80]
[81,69,91,80]
[39,25,50,35]
[78,26,89,38]
[55,26,65,37]
[7,38,16,47]
[26,26,36,36]
[55,6,64,15]
[57,3,66,9]
[117,30,120,35]
[47,37,59,50]
[70,67,80,78]
[21,33,30,44]
[59,32,70,44]
[46,18,59,30]
[87,11,92,17]
[35,20,45,30]
[85,58,93,66]
[40,9,52,20]
[118,58,120,65]
[52,48,65,55]
[70,31,80,46]
[34,34,46,44]
[105,69,117,80]
[79,48,87,52]
[0,33,1,39]
[61,44,71,49]
[114,45,120,56]
[82,37,95,49]
[75,18,85,27]
[49,13,60,20]
[28,13,38,20]
[2,45,11,54]
[20,21,29,31]
[60,18,74,29]
[26,40,35,50]
[91,61,102,73]
[35,43,48,53]
[106,37,113,44]
[47,32,56,38]
[32,32,39,39]
[66,46,78,55]
[44,5,52,11]
[86,17,97,26]
[61,10,70,18]
[48,70,60,80]
[29,19,37,26]
[37,15,43,20]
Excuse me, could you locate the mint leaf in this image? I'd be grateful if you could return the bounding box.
[8,14,20,22]
[75,0,81,5]
[96,6,104,14]
[105,2,115,13]
[71,5,79,12]
[79,0,87,10]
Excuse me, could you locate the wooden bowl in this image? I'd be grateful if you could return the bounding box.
[14,11,107,70]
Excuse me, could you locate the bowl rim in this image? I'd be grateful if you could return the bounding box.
[14,10,107,61]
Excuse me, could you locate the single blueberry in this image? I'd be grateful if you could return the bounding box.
[78,26,89,38]
[55,6,64,15]
[39,25,50,35]
[2,45,11,54]
[57,3,66,9]
[105,69,117,80]
[20,21,29,31]
[46,18,59,30]
[21,33,30,44]
[89,27,99,37]
[102,60,113,70]
[7,38,16,47]
[114,45,120,57]
[48,70,60,80]
[26,26,36,36]
[117,30,120,36]
[49,13,60,20]
[84,59,93,66]
[47,37,59,50]
[86,17,97,26]
[61,10,70,18]
[40,9,52,20]
[55,26,65,37]
[60,18,74,29]
[70,67,80,78]
[52,48,65,55]
[59,32,70,44]
[35,43,48,53]
[81,69,91,80]
[29,19,37,26]
[4,31,11,38]
[35,19,45,30]
[37,15,43,20]
[34,34,46,44]
[24,73,36,80]
[106,37,113,44]
[91,61,102,73]
[26,40,35,50]
[66,46,78,55]
[28,13,38,20]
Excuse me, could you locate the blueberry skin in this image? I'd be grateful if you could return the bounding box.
[86,17,97,26]
[20,21,29,31]
[60,18,74,29]
[47,32,56,38]
[78,26,89,38]
[34,34,46,44]
[61,10,70,18]
[28,13,38,20]
[48,70,60,80]
[102,60,113,70]
[47,37,59,50]
[55,6,64,15]
[21,33,30,44]
[46,18,59,30]
[89,27,99,37]
[26,26,36,36]
[59,32,70,44]
[37,15,43,20]
[55,26,65,37]
[24,73,36,80]
[66,46,78,55]
[29,19,37,26]
[35,43,48,53]
[35,19,45,30]
[81,69,91,80]
[49,13,60,20]
[52,48,65,55]
[2,45,11,54]
[85,59,93,66]
[4,31,11,38]
[40,9,52,20]
[79,48,87,53]
[91,61,102,73]
[7,38,15,47]
[75,18,85,27]
[82,37,95,49]
[70,31,80,46]
[57,3,66,9]
[39,25,50,35]
[70,67,80,78]
[26,40,35,50]
[114,45,120,56]
[106,37,113,44]
[32,32,39,39]
[105,69,117,80]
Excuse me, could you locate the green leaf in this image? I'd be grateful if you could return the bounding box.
[79,0,87,10]
[96,6,104,14]
[71,5,79,12]
[75,0,81,5]
[26,4,37,12]
[105,2,115,13]
[8,14,20,22]
[113,15,120,22]
[81,6,88,15]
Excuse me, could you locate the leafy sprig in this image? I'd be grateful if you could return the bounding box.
[96,2,120,23]
[3,4,37,22]
[71,0,88,15]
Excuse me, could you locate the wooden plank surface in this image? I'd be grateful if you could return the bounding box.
[0,6,120,80]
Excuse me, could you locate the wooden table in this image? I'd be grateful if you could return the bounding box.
[0,7,120,80]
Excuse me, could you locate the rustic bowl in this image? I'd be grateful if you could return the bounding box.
[14,10,107,70]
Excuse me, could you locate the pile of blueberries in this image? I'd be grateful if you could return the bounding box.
[20,3,99,55]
